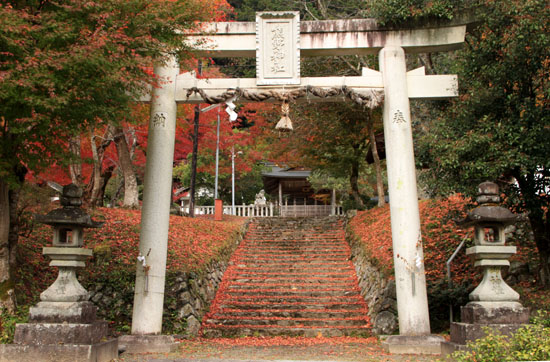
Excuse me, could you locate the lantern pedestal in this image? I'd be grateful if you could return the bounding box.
[442,303,530,354]
[8,246,118,362]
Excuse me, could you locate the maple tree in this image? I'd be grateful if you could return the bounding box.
[0,0,230,310]
[174,98,273,206]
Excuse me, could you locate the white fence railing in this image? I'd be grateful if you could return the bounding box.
[280,204,344,217]
[180,203,343,217]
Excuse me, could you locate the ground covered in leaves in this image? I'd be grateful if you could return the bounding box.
[119,336,439,361]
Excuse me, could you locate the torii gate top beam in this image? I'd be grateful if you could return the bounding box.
[187,19,467,57]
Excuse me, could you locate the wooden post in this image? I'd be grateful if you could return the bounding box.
[215,199,223,221]
[331,188,336,216]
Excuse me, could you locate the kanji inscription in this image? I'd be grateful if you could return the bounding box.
[152,112,167,128]
[393,110,407,124]
[270,26,286,73]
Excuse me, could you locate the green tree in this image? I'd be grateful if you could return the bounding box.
[269,102,382,208]
[0,0,225,310]
[417,0,550,287]
[227,0,367,21]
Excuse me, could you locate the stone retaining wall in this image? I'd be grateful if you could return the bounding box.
[88,220,249,337]
[344,215,398,335]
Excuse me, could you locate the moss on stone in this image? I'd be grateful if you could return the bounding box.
[0,279,15,301]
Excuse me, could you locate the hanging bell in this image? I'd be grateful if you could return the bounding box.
[275,101,293,131]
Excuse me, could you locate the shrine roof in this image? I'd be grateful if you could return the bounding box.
[262,169,311,179]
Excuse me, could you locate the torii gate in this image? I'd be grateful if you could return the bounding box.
[131,12,466,352]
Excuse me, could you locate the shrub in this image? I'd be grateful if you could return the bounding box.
[0,308,29,344]
[452,311,550,362]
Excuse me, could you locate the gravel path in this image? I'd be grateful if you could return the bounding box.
[117,337,442,362]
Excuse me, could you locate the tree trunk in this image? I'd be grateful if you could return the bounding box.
[97,165,115,205]
[188,105,200,217]
[350,159,364,208]
[528,214,550,288]
[368,116,385,207]
[0,178,15,312]
[514,171,550,289]
[88,126,114,207]
[114,126,139,208]
[68,136,83,187]
[111,178,124,207]
[8,165,26,270]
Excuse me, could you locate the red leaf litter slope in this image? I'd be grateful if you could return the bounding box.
[201,217,372,337]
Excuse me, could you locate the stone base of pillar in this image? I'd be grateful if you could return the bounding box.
[382,335,444,354]
[118,334,178,354]
[442,303,529,356]
[0,339,118,362]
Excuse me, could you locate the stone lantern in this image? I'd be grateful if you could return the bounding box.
[33,184,101,305]
[5,184,118,362]
[443,181,530,353]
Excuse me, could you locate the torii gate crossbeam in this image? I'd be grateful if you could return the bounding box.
[131,14,467,354]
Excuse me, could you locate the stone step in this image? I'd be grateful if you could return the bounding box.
[231,265,353,273]
[218,300,366,311]
[233,260,349,272]
[246,233,344,236]
[235,249,349,255]
[204,316,369,327]
[235,252,349,258]
[226,282,357,290]
[237,247,349,253]
[220,294,363,305]
[245,231,345,235]
[248,231,344,233]
[242,240,346,245]
[201,325,370,338]
[200,217,371,338]
[244,238,345,241]
[231,277,356,284]
[213,309,368,319]
[233,274,355,280]
[225,290,360,299]
[240,244,346,249]
[235,259,350,265]
[245,230,344,234]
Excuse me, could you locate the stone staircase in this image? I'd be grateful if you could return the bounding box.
[201,217,371,337]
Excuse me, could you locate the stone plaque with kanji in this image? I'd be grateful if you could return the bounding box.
[256,11,300,86]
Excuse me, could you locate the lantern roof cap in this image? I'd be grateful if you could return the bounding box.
[457,182,524,227]
[35,184,103,228]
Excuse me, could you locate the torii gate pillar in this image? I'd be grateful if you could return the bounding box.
[130,56,178,340]
[379,46,442,353]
